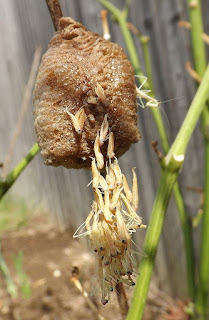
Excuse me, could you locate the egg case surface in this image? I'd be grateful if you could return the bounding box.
[33,17,140,169]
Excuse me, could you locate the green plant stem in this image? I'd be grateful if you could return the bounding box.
[140,35,170,152]
[0,246,17,298]
[173,182,195,298]
[127,64,209,319]
[196,141,209,319]
[97,0,196,300]
[141,34,195,298]
[14,251,31,298]
[123,0,132,19]
[97,0,121,19]
[0,143,40,199]
[187,1,209,318]
[117,17,145,79]
[127,168,179,320]
[187,0,207,77]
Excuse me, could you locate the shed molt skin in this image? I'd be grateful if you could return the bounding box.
[33,17,140,169]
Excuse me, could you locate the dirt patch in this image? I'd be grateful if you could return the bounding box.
[0,213,189,320]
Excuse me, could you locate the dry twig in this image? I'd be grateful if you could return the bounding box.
[185,62,201,83]
[127,22,141,36]
[177,20,191,29]
[71,267,107,320]
[100,10,111,40]
[45,0,63,31]
[152,140,164,161]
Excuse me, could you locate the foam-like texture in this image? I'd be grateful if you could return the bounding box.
[33,17,140,169]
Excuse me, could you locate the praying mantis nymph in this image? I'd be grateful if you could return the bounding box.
[135,76,160,109]
[94,188,105,213]
[66,107,86,134]
[103,190,114,222]
[132,168,138,211]
[110,186,123,212]
[95,83,108,105]
[105,162,115,191]
[94,132,104,170]
[112,158,123,187]
[107,131,115,159]
[91,158,100,190]
[99,114,109,146]
[73,114,146,305]
[122,174,133,204]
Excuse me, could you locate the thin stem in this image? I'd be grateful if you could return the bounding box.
[127,64,209,320]
[186,1,209,316]
[187,0,207,77]
[173,182,195,298]
[123,0,132,20]
[96,0,121,18]
[0,143,40,200]
[127,169,178,320]
[45,0,63,31]
[140,36,153,86]
[71,267,106,320]
[140,35,170,152]
[0,246,17,298]
[117,17,146,81]
[187,1,209,316]
[196,141,209,319]
[141,33,195,298]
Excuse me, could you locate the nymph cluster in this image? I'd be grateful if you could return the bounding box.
[74,116,146,304]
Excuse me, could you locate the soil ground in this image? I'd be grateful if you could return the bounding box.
[0,212,189,320]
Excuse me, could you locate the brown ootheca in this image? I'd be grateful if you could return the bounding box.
[33,17,140,169]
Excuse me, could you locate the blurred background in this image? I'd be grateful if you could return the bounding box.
[0,0,209,306]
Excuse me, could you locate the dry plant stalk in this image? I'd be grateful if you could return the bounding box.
[33,17,140,169]
[177,20,191,29]
[74,117,146,305]
[100,10,111,40]
[185,62,201,83]
[45,0,63,31]
[71,267,107,320]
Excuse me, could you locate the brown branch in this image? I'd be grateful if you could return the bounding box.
[71,267,107,320]
[152,140,164,161]
[115,282,129,319]
[185,62,201,83]
[127,22,142,36]
[177,20,191,30]
[100,10,111,40]
[45,0,63,31]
